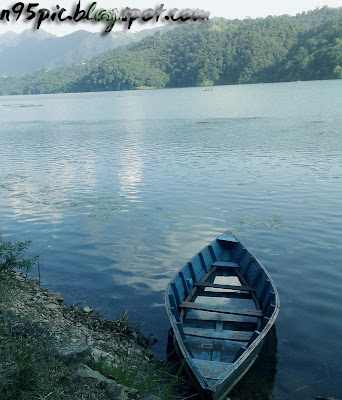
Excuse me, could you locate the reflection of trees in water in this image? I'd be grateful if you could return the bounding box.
[167,326,278,400]
[229,326,278,400]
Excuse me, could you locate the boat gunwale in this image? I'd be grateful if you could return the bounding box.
[165,231,280,394]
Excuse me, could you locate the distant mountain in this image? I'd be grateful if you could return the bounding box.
[0,7,341,95]
[0,25,176,76]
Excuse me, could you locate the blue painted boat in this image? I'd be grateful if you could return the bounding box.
[165,232,280,400]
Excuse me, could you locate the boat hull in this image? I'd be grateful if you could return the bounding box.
[165,231,280,400]
[171,331,264,400]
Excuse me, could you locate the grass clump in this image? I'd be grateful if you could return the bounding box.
[0,314,69,400]
[0,239,67,399]
[87,349,185,400]
[0,239,38,280]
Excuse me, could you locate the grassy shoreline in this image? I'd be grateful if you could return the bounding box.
[0,240,280,400]
[0,271,187,400]
[0,238,188,400]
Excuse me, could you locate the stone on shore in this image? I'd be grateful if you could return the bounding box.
[106,383,138,400]
[51,338,91,364]
[74,363,114,384]
[47,292,64,303]
[45,303,60,310]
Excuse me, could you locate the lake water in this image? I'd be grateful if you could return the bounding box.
[0,80,341,399]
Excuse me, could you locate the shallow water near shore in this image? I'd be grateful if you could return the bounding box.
[0,80,342,399]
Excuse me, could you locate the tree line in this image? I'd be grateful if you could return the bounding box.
[0,6,341,95]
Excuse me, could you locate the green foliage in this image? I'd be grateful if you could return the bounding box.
[0,239,38,278]
[275,14,342,81]
[0,321,69,400]
[88,350,184,400]
[333,65,342,78]
[0,6,341,95]
[0,339,36,394]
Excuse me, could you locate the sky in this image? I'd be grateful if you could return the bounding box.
[0,0,341,36]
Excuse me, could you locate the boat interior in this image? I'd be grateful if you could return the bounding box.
[167,233,277,388]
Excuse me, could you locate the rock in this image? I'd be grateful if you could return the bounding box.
[25,322,50,337]
[73,364,114,384]
[45,303,59,310]
[47,292,64,303]
[106,383,138,400]
[83,306,93,313]
[51,338,91,364]
[91,348,114,363]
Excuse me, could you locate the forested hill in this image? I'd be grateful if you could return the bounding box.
[0,25,176,76]
[0,7,341,95]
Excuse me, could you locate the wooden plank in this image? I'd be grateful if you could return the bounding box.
[171,282,181,306]
[180,266,218,322]
[168,294,180,322]
[195,282,255,292]
[192,358,233,380]
[186,278,193,292]
[184,328,253,342]
[180,302,263,317]
[212,261,240,268]
[236,248,246,263]
[234,267,262,317]
[233,345,247,362]
[185,309,259,324]
[266,303,276,318]
[208,245,217,262]
[247,330,261,346]
[196,291,251,299]
[188,262,197,282]
[203,378,219,388]
[212,321,224,361]
[188,336,244,363]
[260,316,270,330]
[194,295,256,310]
[251,268,263,287]
[217,233,239,243]
[199,253,208,272]
[179,271,189,297]
[258,279,271,305]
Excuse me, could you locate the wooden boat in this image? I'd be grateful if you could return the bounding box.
[165,232,280,400]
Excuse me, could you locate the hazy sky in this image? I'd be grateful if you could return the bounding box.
[0,0,341,36]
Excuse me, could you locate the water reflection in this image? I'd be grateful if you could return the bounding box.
[229,327,278,400]
[0,81,341,399]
